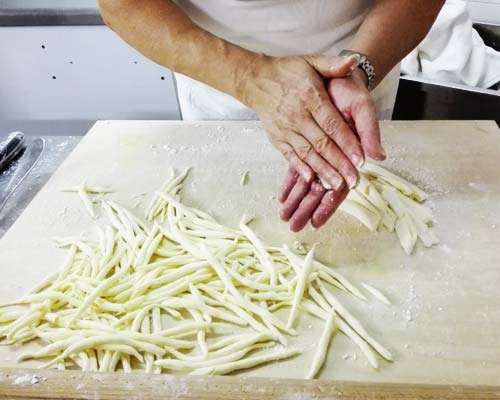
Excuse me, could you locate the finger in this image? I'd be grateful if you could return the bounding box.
[311,185,349,229]
[340,111,356,132]
[351,97,386,160]
[279,167,299,203]
[298,119,360,189]
[280,177,311,222]
[287,133,345,191]
[289,180,326,232]
[276,141,314,183]
[309,97,365,169]
[305,54,360,79]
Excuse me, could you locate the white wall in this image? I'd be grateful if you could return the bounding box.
[0,2,497,122]
[0,25,180,120]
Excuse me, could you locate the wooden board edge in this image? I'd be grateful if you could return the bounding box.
[1,368,499,400]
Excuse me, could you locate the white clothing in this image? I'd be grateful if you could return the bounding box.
[173,0,400,120]
[401,0,500,89]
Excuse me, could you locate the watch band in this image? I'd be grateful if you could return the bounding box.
[339,50,376,91]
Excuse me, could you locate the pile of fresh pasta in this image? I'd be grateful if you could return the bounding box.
[341,163,439,255]
[0,168,402,378]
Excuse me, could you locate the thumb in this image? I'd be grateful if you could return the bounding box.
[305,54,360,78]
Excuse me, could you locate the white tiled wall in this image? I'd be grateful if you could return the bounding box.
[0,25,180,120]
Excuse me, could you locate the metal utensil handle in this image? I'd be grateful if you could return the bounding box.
[0,132,25,173]
[0,138,45,213]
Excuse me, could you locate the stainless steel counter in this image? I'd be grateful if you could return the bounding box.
[0,120,95,136]
[0,0,102,26]
[0,121,88,238]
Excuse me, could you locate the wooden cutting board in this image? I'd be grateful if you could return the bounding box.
[1,120,500,398]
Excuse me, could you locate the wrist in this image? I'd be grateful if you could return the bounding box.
[234,52,271,108]
[338,50,376,91]
[352,68,370,90]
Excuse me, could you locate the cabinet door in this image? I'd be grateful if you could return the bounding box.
[0,25,180,120]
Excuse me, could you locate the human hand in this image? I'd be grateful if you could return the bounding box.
[278,166,349,232]
[326,69,386,161]
[278,70,386,231]
[238,54,365,190]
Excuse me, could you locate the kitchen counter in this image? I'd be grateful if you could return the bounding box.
[0,120,88,238]
[0,0,102,26]
[2,120,500,391]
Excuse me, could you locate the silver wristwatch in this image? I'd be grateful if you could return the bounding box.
[339,50,376,91]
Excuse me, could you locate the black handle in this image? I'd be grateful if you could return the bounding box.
[0,132,25,173]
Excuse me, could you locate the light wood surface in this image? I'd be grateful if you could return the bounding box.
[1,120,500,395]
[1,368,499,400]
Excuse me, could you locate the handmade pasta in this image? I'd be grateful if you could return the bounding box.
[0,169,397,378]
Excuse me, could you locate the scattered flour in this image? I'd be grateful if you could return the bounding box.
[404,284,419,323]
[13,374,46,385]
[468,181,490,193]
[439,244,452,254]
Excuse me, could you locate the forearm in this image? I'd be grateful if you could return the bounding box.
[98,0,257,99]
[351,0,445,86]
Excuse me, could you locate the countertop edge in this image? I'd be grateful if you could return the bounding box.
[0,8,103,27]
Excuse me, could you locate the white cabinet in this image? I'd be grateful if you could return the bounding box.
[0,25,180,120]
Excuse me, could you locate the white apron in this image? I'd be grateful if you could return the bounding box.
[173,0,400,120]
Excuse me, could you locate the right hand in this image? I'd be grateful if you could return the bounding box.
[237,53,365,190]
[277,69,388,232]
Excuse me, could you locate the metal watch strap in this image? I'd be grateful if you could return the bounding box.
[339,50,376,91]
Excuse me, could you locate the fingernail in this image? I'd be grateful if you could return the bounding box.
[347,174,359,189]
[304,170,314,182]
[328,175,343,191]
[347,54,360,72]
[280,208,291,222]
[351,153,365,168]
[344,54,360,62]
[332,54,360,71]
[379,146,387,160]
[290,223,302,233]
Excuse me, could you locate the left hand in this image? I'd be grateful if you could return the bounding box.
[279,69,385,231]
[279,166,349,232]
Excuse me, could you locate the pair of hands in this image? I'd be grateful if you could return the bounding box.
[240,53,386,231]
